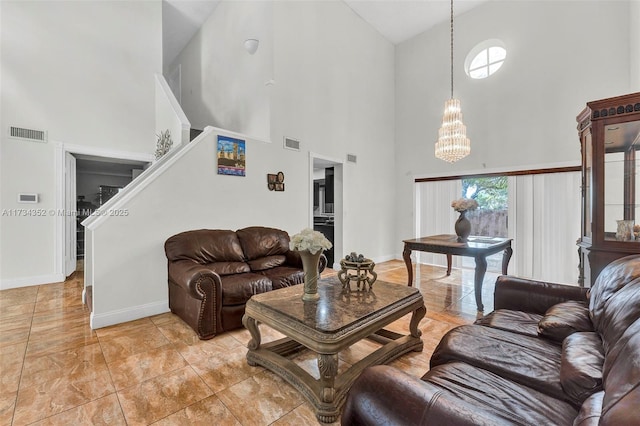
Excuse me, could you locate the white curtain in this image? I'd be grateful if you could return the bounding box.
[415,180,462,268]
[508,172,581,284]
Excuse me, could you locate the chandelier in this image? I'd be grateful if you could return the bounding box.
[435,0,470,163]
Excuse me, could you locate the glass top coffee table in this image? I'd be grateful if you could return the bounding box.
[242,275,425,423]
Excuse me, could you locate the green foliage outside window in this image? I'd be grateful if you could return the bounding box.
[462,176,508,210]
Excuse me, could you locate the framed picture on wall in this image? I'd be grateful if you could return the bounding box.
[217,136,246,176]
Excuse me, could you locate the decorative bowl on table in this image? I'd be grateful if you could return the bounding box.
[338,252,377,291]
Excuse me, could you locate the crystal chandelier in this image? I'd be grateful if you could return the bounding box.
[435,0,470,163]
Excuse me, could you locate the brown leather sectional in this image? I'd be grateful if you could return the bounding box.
[342,254,640,425]
[164,226,326,339]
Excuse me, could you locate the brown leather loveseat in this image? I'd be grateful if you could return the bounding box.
[165,226,327,339]
[342,255,640,425]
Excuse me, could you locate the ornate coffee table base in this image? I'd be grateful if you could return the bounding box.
[243,304,425,423]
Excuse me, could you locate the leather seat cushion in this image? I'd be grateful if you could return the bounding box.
[574,391,604,426]
[430,324,566,401]
[475,309,542,337]
[260,266,304,289]
[248,255,286,271]
[422,362,578,425]
[220,273,273,305]
[560,332,604,405]
[538,300,593,343]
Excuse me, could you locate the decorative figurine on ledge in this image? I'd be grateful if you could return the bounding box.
[338,252,377,291]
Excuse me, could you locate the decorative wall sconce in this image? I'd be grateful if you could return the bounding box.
[244,38,259,55]
[267,171,285,191]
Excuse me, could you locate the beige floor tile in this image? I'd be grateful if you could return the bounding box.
[151,395,240,426]
[108,344,188,390]
[30,393,126,426]
[0,286,39,307]
[20,343,109,389]
[98,325,170,363]
[217,371,305,425]
[12,367,115,425]
[117,366,213,425]
[0,391,17,426]
[94,317,155,339]
[189,346,262,393]
[25,327,99,359]
[272,402,339,426]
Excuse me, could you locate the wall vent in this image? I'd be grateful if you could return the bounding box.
[283,137,300,151]
[9,126,47,143]
[347,153,357,163]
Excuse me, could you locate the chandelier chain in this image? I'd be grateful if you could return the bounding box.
[450,0,454,99]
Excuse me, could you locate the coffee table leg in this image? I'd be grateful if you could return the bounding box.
[318,353,338,403]
[242,315,262,353]
[474,256,488,312]
[446,254,452,276]
[409,304,426,339]
[403,244,413,286]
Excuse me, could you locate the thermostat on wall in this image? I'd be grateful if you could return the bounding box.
[18,193,38,203]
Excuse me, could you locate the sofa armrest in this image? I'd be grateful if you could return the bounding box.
[285,251,327,273]
[168,260,223,300]
[494,275,589,314]
[342,365,507,426]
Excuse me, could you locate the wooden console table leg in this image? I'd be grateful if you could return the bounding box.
[446,254,452,276]
[403,244,413,287]
[502,245,513,275]
[474,256,488,312]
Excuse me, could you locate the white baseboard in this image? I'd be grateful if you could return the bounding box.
[0,273,65,290]
[90,300,169,329]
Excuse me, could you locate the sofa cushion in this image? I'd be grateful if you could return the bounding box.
[475,309,542,337]
[261,266,305,289]
[574,391,604,426]
[589,254,640,353]
[236,226,290,261]
[560,332,604,405]
[165,229,246,264]
[600,318,640,425]
[430,324,567,401]
[422,362,578,425]
[537,300,593,343]
[220,273,272,305]
[248,255,286,271]
[207,261,251,276]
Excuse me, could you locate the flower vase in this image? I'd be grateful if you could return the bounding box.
[455,211,471,242]
[298,249,322,302]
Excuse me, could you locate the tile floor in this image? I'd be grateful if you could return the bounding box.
[0,260,498,425]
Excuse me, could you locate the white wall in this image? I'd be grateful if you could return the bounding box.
[0,1,162,287]
[632,0,640,91]
[168,1,273,141]
[395,1,633,252]
[87,0,395,327]
[155,74,190,149]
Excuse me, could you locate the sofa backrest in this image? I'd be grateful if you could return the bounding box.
[164,229,246,264]
[236,226,290,261]
[589,254,640,354]
[600,318,640,425]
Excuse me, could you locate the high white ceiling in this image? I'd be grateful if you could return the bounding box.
[162,0,487,66]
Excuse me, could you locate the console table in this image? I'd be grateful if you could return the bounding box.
[402,234,513,311]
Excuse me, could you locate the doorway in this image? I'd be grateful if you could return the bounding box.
[310,154,343,270]
[56,144,153,279]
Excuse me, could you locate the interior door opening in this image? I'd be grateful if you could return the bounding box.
[311,155,343,270]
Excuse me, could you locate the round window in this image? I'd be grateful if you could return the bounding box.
[465,39,506,79]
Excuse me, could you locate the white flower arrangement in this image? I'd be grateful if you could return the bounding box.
[290,228,333,254]
[451,198,479,212]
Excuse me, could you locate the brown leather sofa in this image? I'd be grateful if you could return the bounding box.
[341,254,640,425]
[164,226,327,339]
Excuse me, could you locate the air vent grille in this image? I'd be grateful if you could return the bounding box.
[347,153,357,163]
[283,137,300,151]
[9,126,47,143]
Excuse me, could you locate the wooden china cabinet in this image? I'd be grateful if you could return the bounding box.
[577,92,640,287]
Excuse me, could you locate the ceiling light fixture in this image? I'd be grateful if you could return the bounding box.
[244,38,259,55]
[435,0,470,163]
